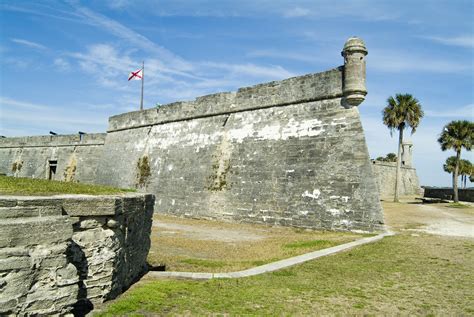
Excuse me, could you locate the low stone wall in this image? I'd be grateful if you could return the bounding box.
[0,193,154,316]
[0,198,78,315]
[423,187,474,202]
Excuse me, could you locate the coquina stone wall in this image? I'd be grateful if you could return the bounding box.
[0,37,384,232]
[0,193,154,316]
[0,133,106,183]
[371,161,421,198]
[96,38,383,232]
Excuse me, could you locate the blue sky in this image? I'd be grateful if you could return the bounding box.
[0,0,473,187]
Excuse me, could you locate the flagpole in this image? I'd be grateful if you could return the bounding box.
[140,61,144,111]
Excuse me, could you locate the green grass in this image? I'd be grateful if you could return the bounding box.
[0,175,135,196]
[283,239,335,249]
[180,259,228,269]
[150,215,365,273]
[446,202,471,209]
[96,233,474,316]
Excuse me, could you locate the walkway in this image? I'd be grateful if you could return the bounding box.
[147,231,394,280]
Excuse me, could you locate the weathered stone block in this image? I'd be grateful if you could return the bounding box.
[0,193,153,315]
[62,196,121,216]
[0,205,62,218]
[0,216,73,248]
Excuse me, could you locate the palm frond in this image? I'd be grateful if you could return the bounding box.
[382,93,423,135]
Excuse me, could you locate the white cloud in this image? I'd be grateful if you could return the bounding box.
[369,49,470,73]
[424,35,474,48]
[64,40,295,104]
[11,38,47,50]
[1,3,84,24]
[70,3,193,73]
[105,0,130,10]
[0,97,107,136]
[283,7,310,18]
[201,62,294,80]
[425,104,474,119]
[0,96,50,110]
[68,44,137,90]
[2,57,31,69]
[53,58,71,71]
[246,49,328,64]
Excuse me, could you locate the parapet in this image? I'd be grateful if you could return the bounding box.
[0,133,106,148]
[108,68,344,132]
[109,37,369,132]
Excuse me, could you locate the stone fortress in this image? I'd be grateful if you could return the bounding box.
[0,37,422,233]
[1,37,390,233]
[0,37,423,314]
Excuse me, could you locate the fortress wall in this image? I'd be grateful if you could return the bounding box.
[0,133,106,183]
[371,161,421,197]
[108,69,343,132]
[96,68,384,232]
[0,37,383,232]
[0,193,154,315]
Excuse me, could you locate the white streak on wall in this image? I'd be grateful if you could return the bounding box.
[302,189,321,199]
[141,116,327,149]
[331,117,347,126]
[328,209,341,216]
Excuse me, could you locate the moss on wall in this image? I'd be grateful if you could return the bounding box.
[11,161,23,173]
[136,155,151,188]
[64,155,77,182]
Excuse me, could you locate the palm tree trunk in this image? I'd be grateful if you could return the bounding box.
[453,150,461,203]
[394,127,403,202]
[452,172,455,193]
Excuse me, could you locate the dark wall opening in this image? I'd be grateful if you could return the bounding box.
[48,160,57,180]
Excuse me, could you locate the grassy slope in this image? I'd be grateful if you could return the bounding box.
[149,215,373,273]
[0,176,134,196]
[96,233,474,315]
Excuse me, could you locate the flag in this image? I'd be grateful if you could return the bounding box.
[128,68,143,81]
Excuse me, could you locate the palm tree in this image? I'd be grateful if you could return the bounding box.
[385,153,397,162]
[459,159,472,189]
[443,156,457,191]
[437,120,474,202]
[382,94,423,202]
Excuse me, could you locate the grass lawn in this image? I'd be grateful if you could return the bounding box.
[0,175,134,196]
[96,232,474,315]
[148,215,372,272]
[447,202,471,209]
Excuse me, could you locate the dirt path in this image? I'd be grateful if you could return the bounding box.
[149,215,365,272]
[154,222,266,242]
[382,198,474,238]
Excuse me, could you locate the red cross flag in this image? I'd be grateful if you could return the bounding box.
[128,68,143,81]
[129,62,145,111]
